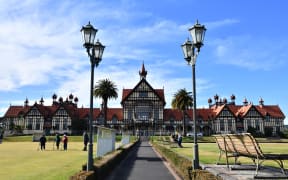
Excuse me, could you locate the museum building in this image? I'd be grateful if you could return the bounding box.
[0,64,285,136]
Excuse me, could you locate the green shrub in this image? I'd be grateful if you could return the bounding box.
[152,142,221,180]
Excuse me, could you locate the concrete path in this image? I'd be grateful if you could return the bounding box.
[203,164,288,180]
[105,141,180,180]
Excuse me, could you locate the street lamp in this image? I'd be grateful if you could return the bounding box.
[81,22,105,171]
[181,20,206,170]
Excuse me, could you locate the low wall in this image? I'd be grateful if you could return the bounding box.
[70,140,139,180]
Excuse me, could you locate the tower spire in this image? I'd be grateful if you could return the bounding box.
[139,62,147,79]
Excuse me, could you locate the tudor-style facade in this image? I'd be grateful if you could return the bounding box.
[207,96,285,135]
[121,64,165,135]
[0,64,285,136]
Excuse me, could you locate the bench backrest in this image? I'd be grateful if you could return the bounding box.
[226,133,264,158]
[213,134,226,152]
[213,134,236,153]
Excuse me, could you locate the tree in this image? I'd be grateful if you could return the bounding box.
[171,88,193,136]
[94,79,118,126]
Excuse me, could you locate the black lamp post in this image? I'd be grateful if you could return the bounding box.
[81,22,105,171]
[181,20,206,170]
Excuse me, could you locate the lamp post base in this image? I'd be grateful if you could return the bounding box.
[193,143,199,169]
[87,143,94,171]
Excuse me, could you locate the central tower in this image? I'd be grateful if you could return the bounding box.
[121,63,165,135]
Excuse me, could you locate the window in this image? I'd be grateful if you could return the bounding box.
[54,118,60,130]
[228,119,232,130]
[112,116,117,124]
[170,117,175,125]
[128,110,132,119]
[28,118,33,130]
[256,120,260,131]
[36,118,41,130]
[63,118,68,130]
[220,119,225,131]
[266,115,270,122]
[139,91,148,97]
[135,105,152,121]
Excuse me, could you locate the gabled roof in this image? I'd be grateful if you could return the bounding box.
[193,108,214,120]
[77,108,90,119]
[164,109,183,121]
[209,103,285,119]
[4,105,30,118]
[164,108,213,122]
[236,104,253,117]
[77,108,101,120]
[106,108,123,121]
[23,104,52,119]
[255,105,285,118]
[209,104,238,119]
[121,78,165,105]
[210,104,226,118]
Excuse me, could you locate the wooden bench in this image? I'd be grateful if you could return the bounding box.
[213,134,239,166]
[213,133,288,177]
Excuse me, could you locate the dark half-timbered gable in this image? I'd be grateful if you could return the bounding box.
[121,64,165,134]
[24,104,47,134]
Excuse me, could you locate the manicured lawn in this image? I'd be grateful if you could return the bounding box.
[0,141,87,180]
[171,142,288,168]
[0,135,132,179]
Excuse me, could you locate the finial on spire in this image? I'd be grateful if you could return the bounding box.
[139,62,147,79]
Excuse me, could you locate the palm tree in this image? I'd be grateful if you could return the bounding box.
[171,88,193,136]
[94,79,118,126]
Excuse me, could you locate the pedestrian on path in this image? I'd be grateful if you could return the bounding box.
[39,135,47,150]
[55,133,61,150]
[83,131,89,151]
[62,134,68,151]
[177,133,183,148]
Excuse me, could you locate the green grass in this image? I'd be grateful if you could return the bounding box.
[0,141,87,180]
[0,135,133,180]
[171,142,288,168]
[3,135,134,142]
[3,135,84,142]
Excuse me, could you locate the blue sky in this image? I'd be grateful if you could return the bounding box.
[0,0,288,124]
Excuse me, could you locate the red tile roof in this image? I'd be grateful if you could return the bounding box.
[255,105,285,118]
[164,109,183,121]
[164,108,213,122]
[4,106,30,118]
[106,108,123,121]
[77,108,101,120]
[208,103,285,119]
[3,100,285,123]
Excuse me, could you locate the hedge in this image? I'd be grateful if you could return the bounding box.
[151,142,222,180]
[70,140,140,180]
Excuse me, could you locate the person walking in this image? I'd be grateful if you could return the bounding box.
[177,133,183,148]
[55,133,61,150]
[62,134,68,151]
[83,131,89,151]
[39,135,47,150]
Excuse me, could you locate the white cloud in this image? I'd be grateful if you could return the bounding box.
[206,19,239,29]
[211,35,286,70]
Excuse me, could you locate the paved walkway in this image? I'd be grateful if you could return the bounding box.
[105,140,180,180]
[203,164,288,180]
